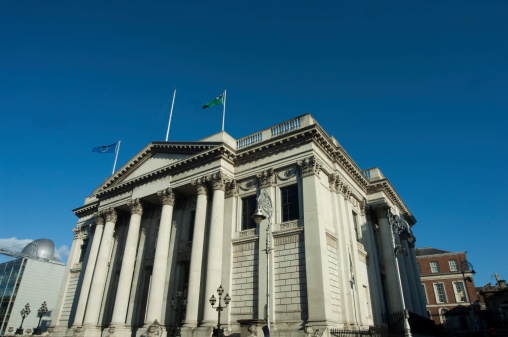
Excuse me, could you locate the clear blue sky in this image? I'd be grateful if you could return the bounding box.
[1,1,507,287]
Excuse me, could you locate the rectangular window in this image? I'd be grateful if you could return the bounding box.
[453,281,468,302]
[352,211,360,242]
[434,283,447,303]
[241,196,257,230]
[430,261,439,273]
[78,238,89,263]
[449,259,458,271]
[281,185,299,222]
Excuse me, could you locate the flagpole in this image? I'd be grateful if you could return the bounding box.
[112,140,121,175]
[222,89,226,131]
[165,89,176,141]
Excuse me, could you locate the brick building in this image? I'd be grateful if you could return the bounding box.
[416,247,478,325]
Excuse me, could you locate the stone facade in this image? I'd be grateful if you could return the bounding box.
[48,114,426,337]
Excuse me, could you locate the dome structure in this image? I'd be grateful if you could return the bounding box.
[21,238,59,261]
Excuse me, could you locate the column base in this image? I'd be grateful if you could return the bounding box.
[80,324,102,337]
[179,326,212,337]
[107,324,135,337]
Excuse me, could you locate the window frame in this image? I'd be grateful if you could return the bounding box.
[434,283,448,303]
[448,259,458,271]
[280,184,300,222]
[241,195,258,231]
[452,281,468,303]
[430,261,440,273]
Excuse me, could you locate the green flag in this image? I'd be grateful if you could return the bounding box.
[202,93,224,109]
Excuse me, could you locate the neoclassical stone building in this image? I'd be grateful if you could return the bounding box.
[49,114,426,337]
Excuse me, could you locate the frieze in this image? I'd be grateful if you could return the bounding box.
[127,198,143,215]
[157,188,175,206]
[256,168,275,188]
[275,166,298,181]
[238,177,257,191]
[297,156,322,177]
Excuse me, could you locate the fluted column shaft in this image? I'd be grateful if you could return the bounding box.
[376,207,403,313]
[110,199,144,326]
[145,188,175,324]
[401,238,422,315]
[395,234,413,312]
[202,173,227,325]
[409,244,428,316]
[183,179,209,327]
[72,216,105,327]
[83,208,118,327]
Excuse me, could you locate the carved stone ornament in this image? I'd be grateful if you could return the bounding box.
[328,173,339,192]
[100,207,118,223]
[157,188,175,206]
[208,171,229,191]
[93,212,105,226]
[73,226,91,240]
[127,198,144,215]
[239,177,257,191]
[297,156,322,178]
[257,168,275,188]
[276,166,298,181]
[225,179,237,198]
[191,177,209,195]
[360,199,367,216]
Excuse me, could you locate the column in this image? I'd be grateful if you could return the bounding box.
[202,172,227,325]
[110,199,144,327]
[72,215,105,328]
[375,206,403,313]
[400,236,422,316]
[408,242,428,316]
[82,208,118,329]
[145,188,175,324]
[183,178,209,327]
[298,157,333,325]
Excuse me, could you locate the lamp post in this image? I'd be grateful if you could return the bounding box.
[169,291,187,337]
[15,303,31,335]
[460,260,479,331]
[33,301,48,335]
[209,285,231,337]
[388,210,412,337]
[251,189,272,334]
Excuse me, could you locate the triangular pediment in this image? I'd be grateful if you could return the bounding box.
[93,141,227,194]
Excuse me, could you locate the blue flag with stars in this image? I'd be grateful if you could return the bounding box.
[92,142,118,154]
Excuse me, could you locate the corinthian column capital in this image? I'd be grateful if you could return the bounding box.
[157,188,175,206]
[256,168,275,188]
[192,177,209,195]
[297,156,322,177]
[208,171,229,191]
[93,212,105,226]
[101,207,118,223]
[127,198,144,215]
[373,204,390,220]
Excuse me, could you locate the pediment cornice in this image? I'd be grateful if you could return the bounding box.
[72,202,99,218]
[95,143,236,199]
[368,179,416,226]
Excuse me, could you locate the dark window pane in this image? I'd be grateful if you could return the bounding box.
[188,211,196,241]
[281,185,299,222]
[241,196,257,230]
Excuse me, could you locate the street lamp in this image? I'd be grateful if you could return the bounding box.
[209,285,231,337]
[460,260,479,331]
[388,210,413,337]
[15,303,31,335]
[169,291,187,337]
[33,301,48,335]
[251,189,272,334]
